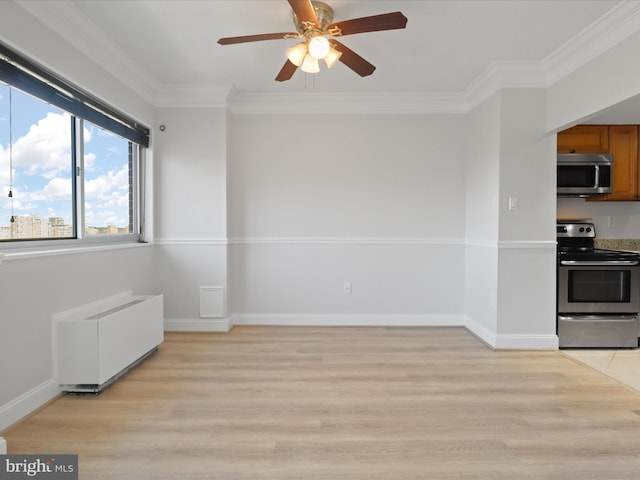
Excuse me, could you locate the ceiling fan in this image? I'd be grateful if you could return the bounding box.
[217,0,408,82]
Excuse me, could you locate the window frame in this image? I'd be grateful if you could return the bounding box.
[0,41,149,250]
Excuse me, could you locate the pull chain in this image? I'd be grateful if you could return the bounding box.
[8,87,14,223]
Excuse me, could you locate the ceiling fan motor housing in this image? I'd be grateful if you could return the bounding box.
[293,1,334,34]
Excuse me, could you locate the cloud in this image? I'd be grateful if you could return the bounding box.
[0,185,39,212]
[85,166,129,198]
[84,152,96,171]
[0,144,13,186]
[41,177,73,200]
[12,112,72,179]
[1,111,132,229]
[84,166,130,227]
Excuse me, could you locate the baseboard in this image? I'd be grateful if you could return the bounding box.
[231,313,465,327]
[492,334,559,350]
[0,379,61,433]
[464,316,558,350]
[164,318,232,332]
[464,316,498,348]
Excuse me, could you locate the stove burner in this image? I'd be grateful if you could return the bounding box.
[558,248,640,262]
[557,221,640,263]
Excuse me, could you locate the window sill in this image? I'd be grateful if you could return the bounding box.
[0,241,151,265]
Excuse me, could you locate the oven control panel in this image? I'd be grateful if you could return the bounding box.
[557,222,596,238]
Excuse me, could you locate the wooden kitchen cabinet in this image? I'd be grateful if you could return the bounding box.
[588,125,639,201]
[557,124,640,201]
[557,125,609,153]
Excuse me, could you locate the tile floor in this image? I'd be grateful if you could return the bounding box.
[562,348,640,392]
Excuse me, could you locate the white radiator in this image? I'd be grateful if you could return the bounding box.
[53,291,164,393]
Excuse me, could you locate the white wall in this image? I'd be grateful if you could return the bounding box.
[153,107,229,328]
[4,0,640,436]
[0,2,153,130]
[0,247,155,429]
[546,31,640,132]
[0,2,157,431]
[464,89,557,349]
[228,113,466,324]
[464,93,501,339]
[496,90,556,344]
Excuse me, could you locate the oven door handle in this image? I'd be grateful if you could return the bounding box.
[560,260,640,266]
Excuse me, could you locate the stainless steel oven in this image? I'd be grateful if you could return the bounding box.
[557,221,640,348]
[557,261,640,314]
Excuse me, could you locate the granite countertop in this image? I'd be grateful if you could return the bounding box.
[595,239,640,253]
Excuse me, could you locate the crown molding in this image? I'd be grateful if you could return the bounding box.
[543,0,640,86]
[15,0,158,105]
[12,0,640,114]
[464,61,546,111]
[154,84,230,108]
[226,89,468,115]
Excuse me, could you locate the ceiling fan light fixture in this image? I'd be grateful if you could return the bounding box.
[286,41,308,67]
[300,54,320,73]
[324,45,342,69]
[308,35,330,59]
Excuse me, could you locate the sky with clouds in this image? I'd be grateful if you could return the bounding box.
[0,85,131,236]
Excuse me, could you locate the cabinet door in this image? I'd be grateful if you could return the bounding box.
[557,125,609,153]
[589,125,638,201]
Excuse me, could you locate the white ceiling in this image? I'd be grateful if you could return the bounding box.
[17,0,640,117]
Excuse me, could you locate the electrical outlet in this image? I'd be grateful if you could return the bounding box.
[608,216,615,227]
[343,282,352,294]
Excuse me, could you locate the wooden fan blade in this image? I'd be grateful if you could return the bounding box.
[328,12,408,36]
[218,32,299,45]
[331,40,375,77]
[275,60,298,82]
[288,0,318,26]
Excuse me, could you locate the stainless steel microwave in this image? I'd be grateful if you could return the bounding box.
[557,153,613,196]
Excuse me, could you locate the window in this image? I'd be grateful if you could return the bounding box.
[82,121,138,236]
[0,42,149,244]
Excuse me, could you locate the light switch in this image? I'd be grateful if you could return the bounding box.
[508,197,518,211]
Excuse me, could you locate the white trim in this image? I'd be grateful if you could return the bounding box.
[465,61,546,111]
[164,318,232,332]
[544,1,640,86]
[0,241,149,262]
[497,241,557,249]
[154,83,229,108]
[151,237,554,248]
[15,0,159,106]
[228,237,465,246]
[154,238,228,246]
[0,378,61,433]
[493,334,559,350]
[465,316,558,350]
[465,240,498,249]
[466,240,556,249]
[227,90,468,115]
[231,313,464,327]
[464,316,498,348]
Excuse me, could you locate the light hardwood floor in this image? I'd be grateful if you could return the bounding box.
[3,326,640,479]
